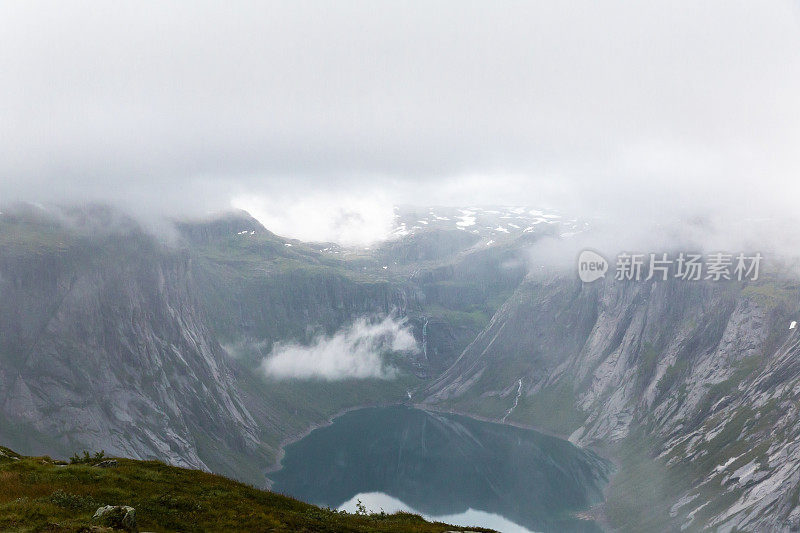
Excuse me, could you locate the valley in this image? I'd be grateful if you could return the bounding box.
[2,203,799,531]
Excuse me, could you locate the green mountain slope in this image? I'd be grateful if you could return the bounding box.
[0,445,491,533]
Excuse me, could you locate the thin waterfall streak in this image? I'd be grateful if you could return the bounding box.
[502,378,523,423]
[422,317,429,362]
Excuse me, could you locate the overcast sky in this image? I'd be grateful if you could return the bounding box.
[2,1,800,243]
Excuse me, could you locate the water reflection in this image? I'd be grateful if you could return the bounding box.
[271,406,611,532]
[339,492,535,533]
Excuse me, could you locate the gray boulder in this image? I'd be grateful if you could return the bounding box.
[92,505,137,531]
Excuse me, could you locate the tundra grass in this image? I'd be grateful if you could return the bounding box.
[0,446,491,533]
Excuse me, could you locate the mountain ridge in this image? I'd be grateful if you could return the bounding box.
[3,203,800,531]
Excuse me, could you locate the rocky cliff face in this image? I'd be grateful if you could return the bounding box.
[0,209,263,483]
[188,213,526,377]
[6,204,800,531]
[422,269,800,531]
[0,206,518,485]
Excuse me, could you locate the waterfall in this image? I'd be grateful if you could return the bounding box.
[502,379,523,423]
[422,317,429,362]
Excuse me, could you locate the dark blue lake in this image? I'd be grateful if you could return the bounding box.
[270,406,611,532]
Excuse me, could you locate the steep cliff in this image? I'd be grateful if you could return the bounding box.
[0,205,524,486]
[423,268,800,531]
[7,204,798,530]
[0,207,264,483]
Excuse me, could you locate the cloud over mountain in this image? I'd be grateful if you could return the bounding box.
[261,316,417,380]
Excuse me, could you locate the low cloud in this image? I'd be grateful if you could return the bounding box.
[261,316,418,380]
[3,1,800,242]
[525,212,800,280]
[232,192,395,246]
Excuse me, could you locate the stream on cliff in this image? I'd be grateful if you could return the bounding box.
[270,406,611,533]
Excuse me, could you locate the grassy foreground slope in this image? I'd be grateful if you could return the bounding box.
[0,447,491,533]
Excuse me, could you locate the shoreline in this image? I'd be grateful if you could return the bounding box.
[264,400,617,498]
[413,402,613,458]
[264,400,407,480]
[265,399,618,529]
[418,404,619,527]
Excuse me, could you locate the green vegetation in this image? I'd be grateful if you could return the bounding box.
[418,304,491,333]
[637,342,660,388]
[510,382,587,436]
[69,451,106,466]
[740,277,798,312]
[0,446,491,533]
[694,354,762,418]
[655,357,690,403]
[606,404,774,532]
[602,428,687,532]
[0,217,79,254]
[244,373,421,446]
[437,379,586,438]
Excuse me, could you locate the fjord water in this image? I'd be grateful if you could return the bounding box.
[270,406,611,532]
